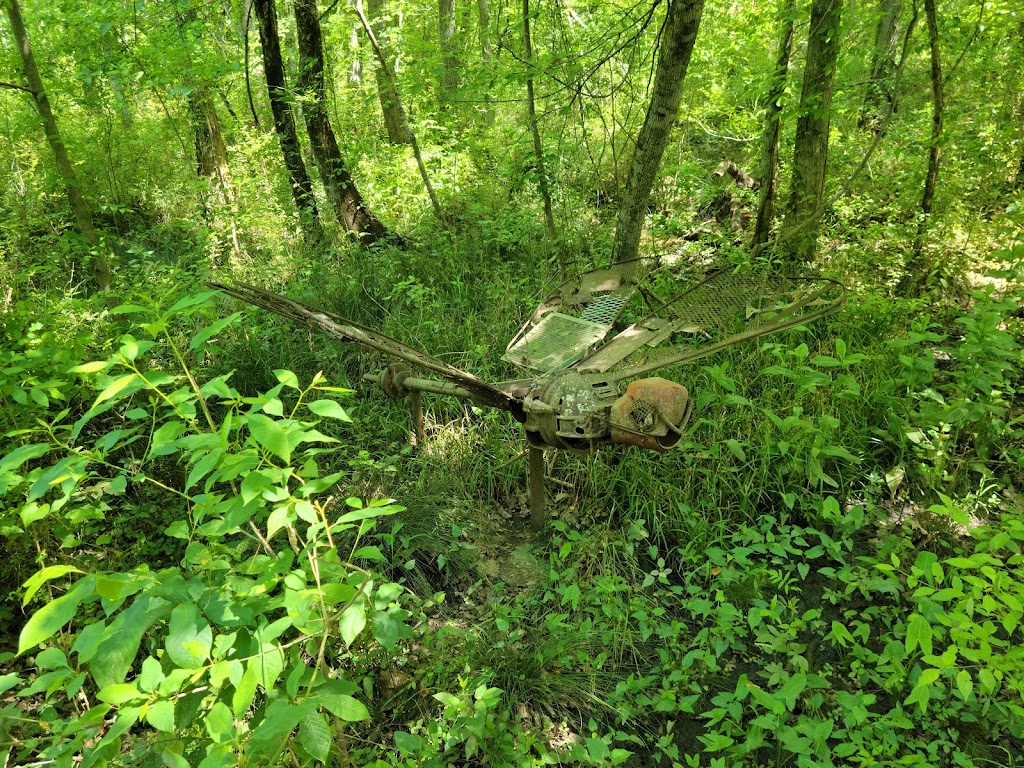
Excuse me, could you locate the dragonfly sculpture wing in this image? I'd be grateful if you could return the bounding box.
[504,257,656,375]
[571,269,847,382]
[210,282,521,413]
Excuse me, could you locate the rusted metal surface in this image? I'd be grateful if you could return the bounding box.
[609,377,692,451]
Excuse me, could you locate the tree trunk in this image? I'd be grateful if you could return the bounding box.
[354,0,447,225]
[523,0,564,274]
[4,0,112,292]
[438,0,460,109]
[252,0,323,243]
[859,0,902,133]
[366,0,412,143]
[781,0,843,263]
[477,0,495,126]
[905,0,943,288]
[188,88,242,262]
[294,0,391,244]
[752,0,796,250]
[609,0,706,267]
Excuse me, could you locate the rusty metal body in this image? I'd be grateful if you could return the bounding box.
[212,264,846,530]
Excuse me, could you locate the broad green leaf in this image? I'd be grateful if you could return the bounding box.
[336,505,400,526]
[165,602,213,669]
[339,601,366,647]
[371,610,401,650]
[315,693,370,721]
[22,565,83,606]
[246,413,291,462]
[274,369,300,389]
[91,594,170,688]
[232,662,259,719]
[905,614,933,657]
[190,313,241,350]
[725,439,746,462]
[249,699,315,744]
[145,699,176,732]
[253,642,284,689]
[0,673,21,695]
[394,731,421,755]
[96,682,142,705]
[779,673,806,712]
[307,400,351,422]
[169,291,219,313]
[27,456,85,503]
[956,670,973,700]
[0,443,51,474]
[206,701,235,743]
[299,712,332,763]
[96,374,138,404]
[67,361,110,374]
[19,576,95,655]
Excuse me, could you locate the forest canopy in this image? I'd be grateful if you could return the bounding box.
[1,0,1024,765]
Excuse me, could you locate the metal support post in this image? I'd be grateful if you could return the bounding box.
[410,390,426,447]
[528,445,545,530]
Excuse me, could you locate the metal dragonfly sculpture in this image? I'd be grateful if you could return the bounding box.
[211,259,846,528]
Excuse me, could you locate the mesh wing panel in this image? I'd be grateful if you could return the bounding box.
[575,271,846,380]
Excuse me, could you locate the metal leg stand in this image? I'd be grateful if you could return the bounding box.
[528,445,545,530]
[410,391,426,448]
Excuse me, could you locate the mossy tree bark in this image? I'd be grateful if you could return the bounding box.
[781,0,843,263]
[188,88,242,262]
[752,0,797,250]
[4,0,112,292]
[438,0,460,110]
[366,0,412,144]
[252,0,323,244]
[609,0,706,267]
[904,0,943,291]
[859,0,902,133]
[523,0,564,275]
[294,0,391,244]
[354,0,447,225]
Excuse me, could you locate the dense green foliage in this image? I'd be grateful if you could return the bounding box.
[1,0,1023,765]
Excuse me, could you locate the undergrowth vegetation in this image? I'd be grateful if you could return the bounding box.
[3,181,1024,765]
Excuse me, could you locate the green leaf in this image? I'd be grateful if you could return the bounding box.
[68,361,110,374]
[206,701,235,743]
[0,673,22,695]
[394,731,421,755]
[0,443,51,474]
[232,662,259,719]
[96,682,142,705]
[339,601,366,647]
[779,673,806,712]
[316,693,370,721]
[169,291,219,313]
[190,313,241,350]
[246,413,291,462]
[22,565,83,606]
[371,611,402,650]
[91,594,169,688]
[956,670,973,700]
[18,576,95,655]
[96,374,138,404]
[165,602,212,669]
[274,369,300,389]
[307,400,351,422]
[725,439,746,462]
[905,614,933,657]
[299,712,332,763]
[253,642,284,689]
[146,699,176,732]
